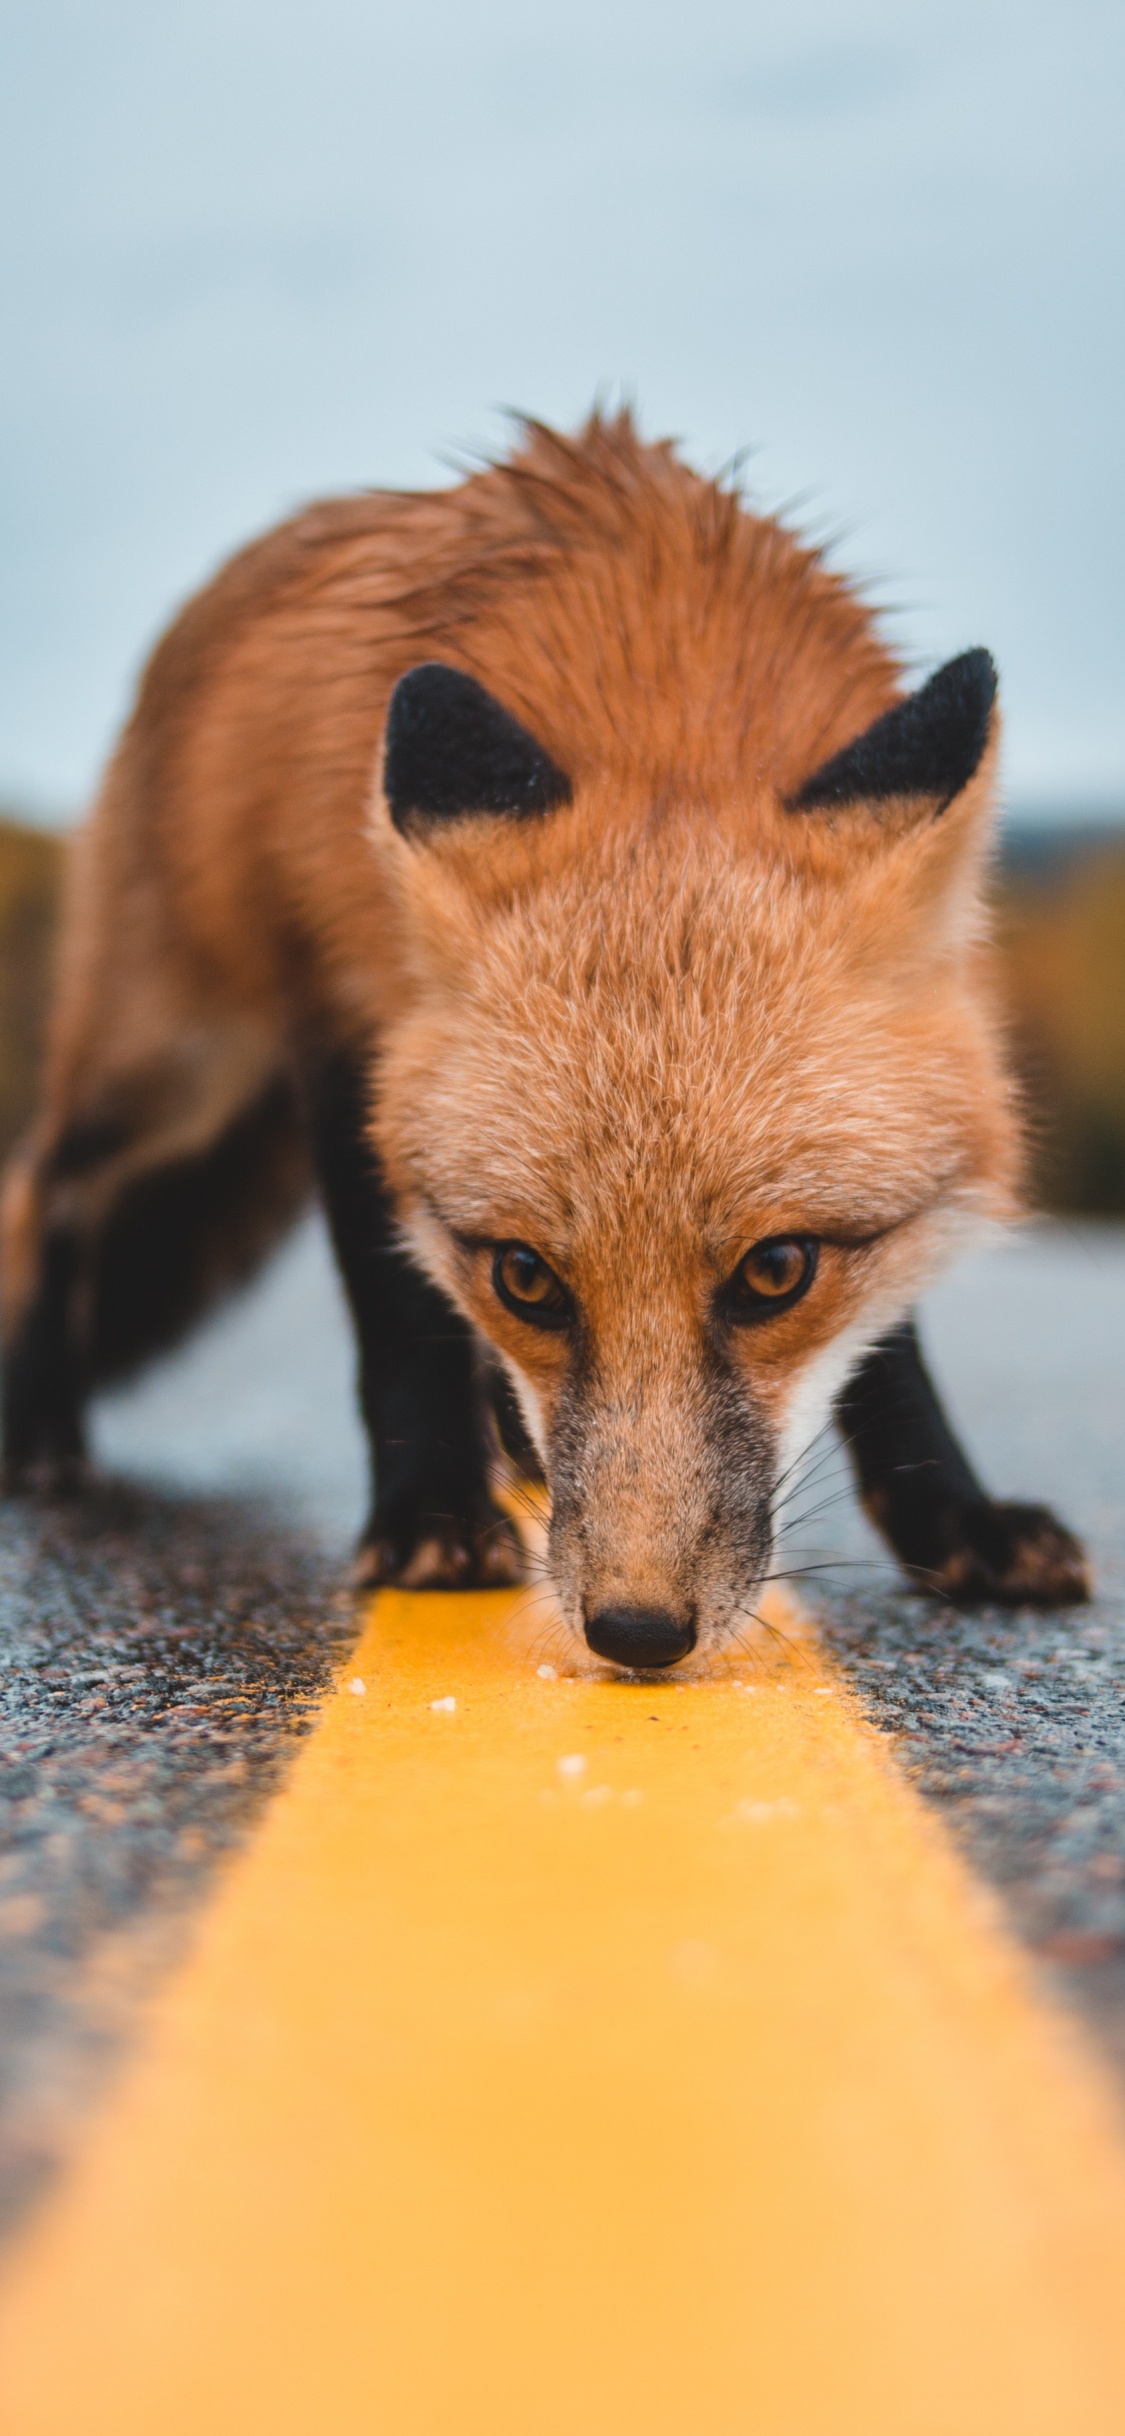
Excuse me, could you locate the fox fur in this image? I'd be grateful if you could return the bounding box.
[0,411,1089,1663]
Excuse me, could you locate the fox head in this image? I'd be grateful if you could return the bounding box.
[372,651,1018,1671]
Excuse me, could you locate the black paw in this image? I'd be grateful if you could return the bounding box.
[894,1494,1091,1609]
[352,1495,526,1591]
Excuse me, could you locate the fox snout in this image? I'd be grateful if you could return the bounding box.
[545,1350,776,1673]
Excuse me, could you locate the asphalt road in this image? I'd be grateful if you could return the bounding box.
[1,1214,1123,2240]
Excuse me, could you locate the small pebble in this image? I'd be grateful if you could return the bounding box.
[557,1752,586,1779]
[348,1678,366,1697]
[537,1664,558,1681]
[431,1695,457,1714]
[581,1784,613,1806]
[812,1687,831,1697]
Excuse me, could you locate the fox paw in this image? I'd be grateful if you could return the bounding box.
[915,1498,1091,1609]
[352,1500,526,1592]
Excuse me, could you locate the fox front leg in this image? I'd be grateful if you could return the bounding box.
[837,1319,1090,1608]
[304,1052,524,1591]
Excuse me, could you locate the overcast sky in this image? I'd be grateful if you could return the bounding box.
[2,0,1122,823]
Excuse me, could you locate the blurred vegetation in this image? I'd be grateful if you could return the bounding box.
[0,814,1121,1213]
[0,816,62,1163]
[998,833,1125,1215]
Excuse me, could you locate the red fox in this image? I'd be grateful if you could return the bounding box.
[0,413,1088,1668]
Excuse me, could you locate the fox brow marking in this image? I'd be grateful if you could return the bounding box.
[428,1177,961,1255]
[796,1169,973,1250]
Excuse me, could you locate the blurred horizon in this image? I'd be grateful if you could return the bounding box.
[2,0,1123,828]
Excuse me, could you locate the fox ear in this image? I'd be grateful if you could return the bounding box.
[383,662,572,836]
[790,648,997,818]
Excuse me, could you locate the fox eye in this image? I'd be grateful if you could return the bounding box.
[724,1236,819,1323]
[492,1242,572,1331]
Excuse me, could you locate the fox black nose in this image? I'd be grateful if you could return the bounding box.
[584,1605,697,1669]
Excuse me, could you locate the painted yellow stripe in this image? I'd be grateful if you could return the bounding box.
[3,1587,1125,2435]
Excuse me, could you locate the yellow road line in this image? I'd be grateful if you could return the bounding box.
[2,1588,1125,2434]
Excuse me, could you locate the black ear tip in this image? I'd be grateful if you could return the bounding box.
[791,645,999,817]
[388,662,483,736]
[384,661,572,835]
[936,646,998,716]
